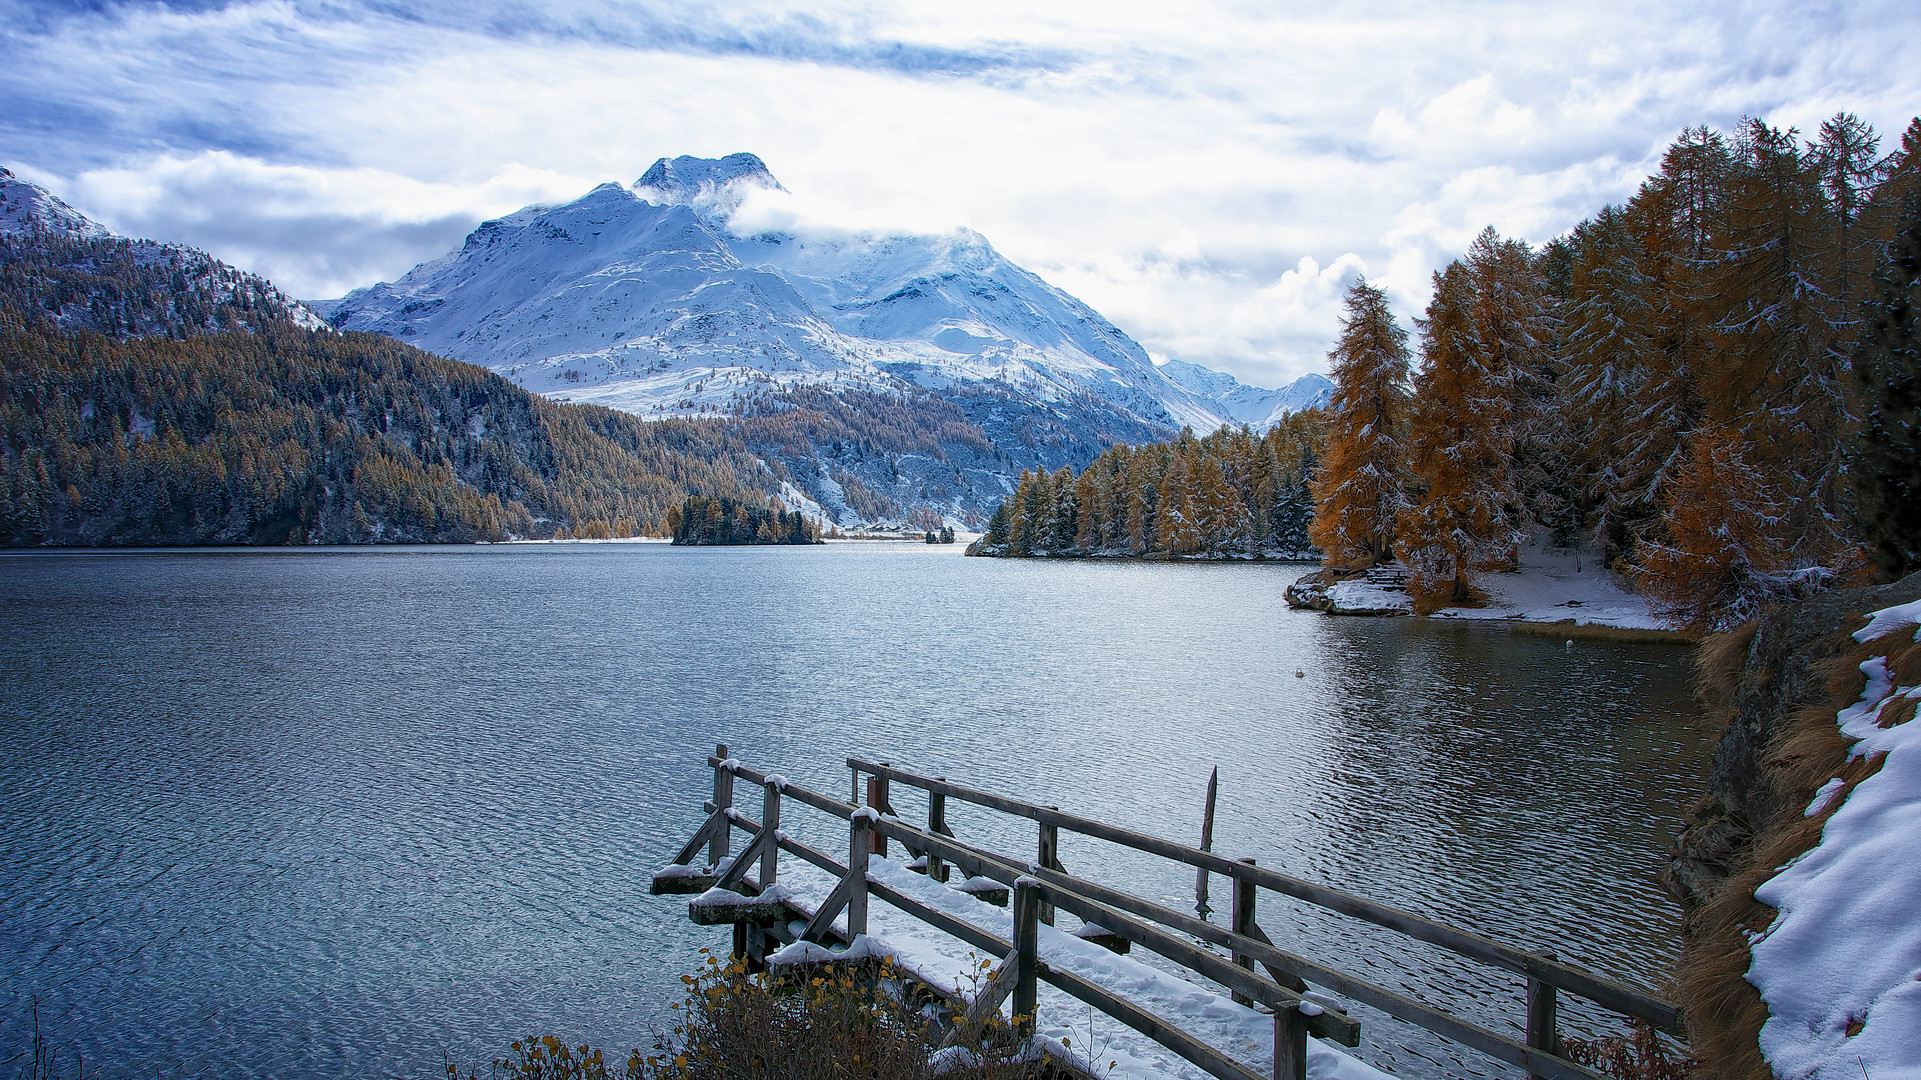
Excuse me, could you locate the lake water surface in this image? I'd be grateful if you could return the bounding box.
[0,542,1711,1079]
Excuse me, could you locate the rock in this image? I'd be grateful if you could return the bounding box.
[1286,566,1413,616]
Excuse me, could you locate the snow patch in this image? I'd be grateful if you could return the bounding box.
[1747,597,1921,1080]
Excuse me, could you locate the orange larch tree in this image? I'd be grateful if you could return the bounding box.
[1310,278,1412,568]
[1399,261,1520,606]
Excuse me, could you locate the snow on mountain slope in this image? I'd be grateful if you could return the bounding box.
[1159,360,1332,430]
[318,154,1261,435]
[0,167,112,239]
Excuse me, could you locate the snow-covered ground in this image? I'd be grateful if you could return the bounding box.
[1746,598,1921,1080]
[687,855,1389,1080]
[1428,538,1665,630]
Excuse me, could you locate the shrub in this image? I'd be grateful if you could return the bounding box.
[467,949,1042,1080]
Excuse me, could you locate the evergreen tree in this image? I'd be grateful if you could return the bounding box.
[1562,207,1660,559]
[1464,227,1569,540]
[1399,261,1520,604]
[1310,279,1412,568]
[1852,185,1921,580]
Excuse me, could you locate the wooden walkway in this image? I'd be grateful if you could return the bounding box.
[651,747,1686,1080]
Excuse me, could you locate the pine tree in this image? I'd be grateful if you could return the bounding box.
[1310,279,1412,568]
[1464,227,1570,540]
[1852,185,1921,580]
[1562,206,1660,560]
[1713,119,1854,562]
[1399,261,1520,605]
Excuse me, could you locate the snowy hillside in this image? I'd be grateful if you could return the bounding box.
[0,167,111,239]
[318,154,1254,435]
[0,167,329,336]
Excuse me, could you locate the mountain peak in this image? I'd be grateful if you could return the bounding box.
[634,153,784,209]
[0,167,113,240]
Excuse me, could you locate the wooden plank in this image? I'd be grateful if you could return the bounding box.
[937,946,1023,1049]
[1017,874,1361,1047]
[648,870,717,896]
[866,774,891,857]
[671,810,730,868]
[846,815,871,937]
[691,898,792,926]
[871,818,1359,1045]
[847,757,1684,1036]
[714,827,774,891]
[867,881,1266,1080]
[1015,865,1601,1080]
[801,869,863,944]
[1243,922,1308,992]
[1044,963,1268,1080]
[1038,820,1060,926]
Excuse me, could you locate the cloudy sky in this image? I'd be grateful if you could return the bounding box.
[5,0,1918,387]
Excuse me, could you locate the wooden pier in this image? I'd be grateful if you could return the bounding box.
[651,746,1686,1080]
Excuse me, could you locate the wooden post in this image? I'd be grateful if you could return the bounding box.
[1231,857,1257,1005]
[1196,767,1218,920]
[710,743,733,867]
[1037,819,1060,926]
[926,789,950,882]
[847,814,872,938]
[1012,878,1039,1039]
[1526,950,1560,1080]
[731,921,748,962]
[759,779,781,888]
[1274,1005,1309,1080]
[745,925,766,974]
[865,774,890,857]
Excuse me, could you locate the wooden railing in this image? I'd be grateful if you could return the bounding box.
[654,747,1686,1080]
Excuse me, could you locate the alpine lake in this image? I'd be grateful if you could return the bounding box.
[0,542,1712,1080]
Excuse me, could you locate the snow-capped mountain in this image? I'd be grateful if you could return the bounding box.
[319,154,1311,436]
[1158,360,1332,429]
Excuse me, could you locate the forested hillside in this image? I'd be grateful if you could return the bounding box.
[0,316,780,545]
[966,412,1323,558]
[0,172,324,340]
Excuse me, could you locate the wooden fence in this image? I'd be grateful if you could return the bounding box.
[651,746,1686,1080]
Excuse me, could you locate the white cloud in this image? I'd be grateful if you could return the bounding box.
[4,0,1917,384]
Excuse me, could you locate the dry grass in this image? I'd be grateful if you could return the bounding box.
[1564,1021,1696,1080]
[462,950,1044,1080]
[1673,619,1911,1080]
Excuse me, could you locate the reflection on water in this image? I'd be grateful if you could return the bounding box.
[0,544,1709,1079]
